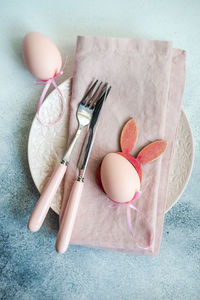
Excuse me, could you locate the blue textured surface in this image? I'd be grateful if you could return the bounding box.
[0,1,200,299]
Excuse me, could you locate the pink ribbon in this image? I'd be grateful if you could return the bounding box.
[35,71,65,126]
[110,191,154,250]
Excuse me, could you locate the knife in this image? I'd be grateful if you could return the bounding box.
[56,84,111,254]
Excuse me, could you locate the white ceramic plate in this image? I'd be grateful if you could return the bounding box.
[28,78,194,215]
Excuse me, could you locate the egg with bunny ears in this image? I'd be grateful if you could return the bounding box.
[96,118,167,203]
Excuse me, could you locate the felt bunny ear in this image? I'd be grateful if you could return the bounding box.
[137,140,167,164]
[120,118,138,154]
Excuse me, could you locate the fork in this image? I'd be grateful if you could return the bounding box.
[56,84,111,253]
[28,80,102,232]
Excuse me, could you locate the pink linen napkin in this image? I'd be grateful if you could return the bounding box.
[60,36,186,256]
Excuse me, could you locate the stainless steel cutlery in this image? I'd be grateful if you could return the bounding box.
[28,80,111,253]
[56,84,111,253]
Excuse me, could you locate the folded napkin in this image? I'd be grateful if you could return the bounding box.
[60,36,186,256]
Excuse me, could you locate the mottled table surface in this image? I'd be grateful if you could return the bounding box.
[0,1,200,299]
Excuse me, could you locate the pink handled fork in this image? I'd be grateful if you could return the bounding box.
[28,80,102,232]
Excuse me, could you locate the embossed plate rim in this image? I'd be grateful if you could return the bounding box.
[28,78,194,215]
[165,110,194,212]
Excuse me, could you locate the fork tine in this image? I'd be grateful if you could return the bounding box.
[98,85,111,104]
[98,83,109,99]
[80,80,98,105]
[89,83,108,109]
[86,81,103,107]
[88,85,111,128]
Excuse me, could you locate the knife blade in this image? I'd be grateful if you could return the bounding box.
[55,83,111,254]
[77,84,111,180]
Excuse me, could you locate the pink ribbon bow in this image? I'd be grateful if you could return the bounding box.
[110,191,154,250]
[35,71,65,126]
[126,191,154,250]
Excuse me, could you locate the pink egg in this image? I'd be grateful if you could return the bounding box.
[100,153,140,203]
[22,32,62,80]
